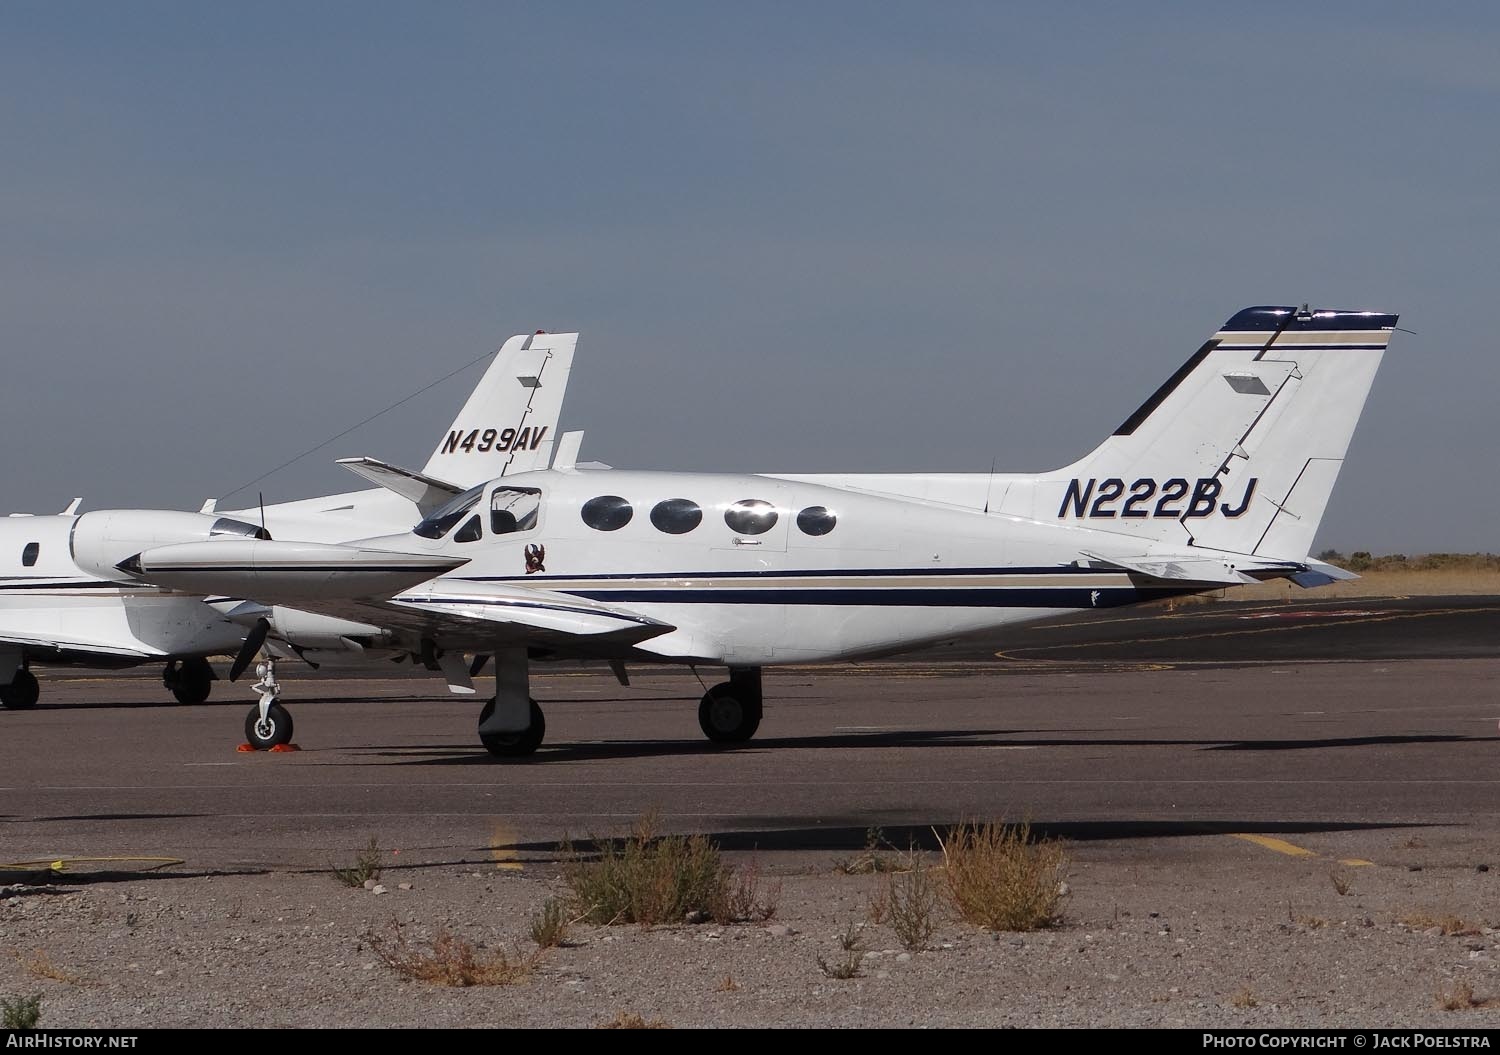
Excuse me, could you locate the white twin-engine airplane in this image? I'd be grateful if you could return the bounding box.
[118,305,1397,758]
[0,331,576,717]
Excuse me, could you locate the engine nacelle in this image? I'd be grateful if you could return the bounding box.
[210,600,391,651]
[71,510,268,583]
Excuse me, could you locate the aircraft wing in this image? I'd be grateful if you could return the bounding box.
[125,540,673,656]
[0,629,160,660]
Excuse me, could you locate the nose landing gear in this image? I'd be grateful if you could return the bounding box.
[242,658,295,750]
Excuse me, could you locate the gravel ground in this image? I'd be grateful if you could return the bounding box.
[5,827,1500,1029]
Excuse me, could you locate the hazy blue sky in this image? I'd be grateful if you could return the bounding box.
[2,3,1495,552]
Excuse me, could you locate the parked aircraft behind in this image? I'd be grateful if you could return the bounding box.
[0,331,576,714]
[119,306,1396,757]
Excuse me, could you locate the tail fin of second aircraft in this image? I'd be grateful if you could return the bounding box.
[997,305,1396,560]
[421,331,577,486]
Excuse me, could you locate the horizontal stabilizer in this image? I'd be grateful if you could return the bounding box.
[1286,559,1361,589]
[1084,550,1358,590]
[336,457,464,515]
[1081,551,1257,586]
[120,539,466,599]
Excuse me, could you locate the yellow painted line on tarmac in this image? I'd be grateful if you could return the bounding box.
[1230,836,1381,868]
[488,822,524,871]
[1230,833,1318,857]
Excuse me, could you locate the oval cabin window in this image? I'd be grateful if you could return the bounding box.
[650,499,703,535]
[796,506,838,536]
[581,495,634,531]
[724,499,778,535]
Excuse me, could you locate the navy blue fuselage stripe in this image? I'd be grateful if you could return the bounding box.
[569,586,1195,608]
[464,565,1115,584]
[0,580,155,591]
[147,564,448,574]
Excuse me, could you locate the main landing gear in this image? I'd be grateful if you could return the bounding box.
[477,647,545,758]
[698,667,762,744]
[0,668,39,710]
[242,658,295,750]
[163,657,215,705]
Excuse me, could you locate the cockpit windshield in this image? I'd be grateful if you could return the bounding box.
[210,517,272,541]
[413,483,485,539]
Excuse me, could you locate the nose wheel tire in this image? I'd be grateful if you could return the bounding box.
[0,669,39,710]
[479,698,546,758]
[698,683,761,744]
[244,701,294,749]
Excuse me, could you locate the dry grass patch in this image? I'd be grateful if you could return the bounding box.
[1231,987,1259,1009]
[887,851,937,951]
[834,827,903,875]
[599,1012,669,1029]
[817,921,866,979]
[563,811,777,926]
[717,974,740,992]
[367,921,537,987]
[1402,913,1480,936]
[1329,869,1352,896]
[938,820,1069,931]
[1434,979,1500,1011]
[530,898,571,949]
[13,950,88,986]
[332,836,383,888]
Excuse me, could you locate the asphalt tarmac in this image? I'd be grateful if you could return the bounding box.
[3,595,1498,875]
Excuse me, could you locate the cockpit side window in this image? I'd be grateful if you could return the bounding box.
[21,542,39,567]
[453,515,483,544]
[414,483,486,539]
[491,487,542,535]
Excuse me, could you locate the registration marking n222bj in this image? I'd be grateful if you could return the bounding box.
[1058,476,1258,520]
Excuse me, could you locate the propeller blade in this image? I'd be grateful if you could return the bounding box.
[228,617,271,682]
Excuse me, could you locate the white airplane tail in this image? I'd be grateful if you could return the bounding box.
[420,331,577,485]
[997,305,1396,561]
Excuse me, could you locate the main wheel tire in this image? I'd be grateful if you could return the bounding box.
[0,669,39,710]
[479,697,546,758]
[170,657,215,706]
[698,683,761,744]
[244,701,294,749]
